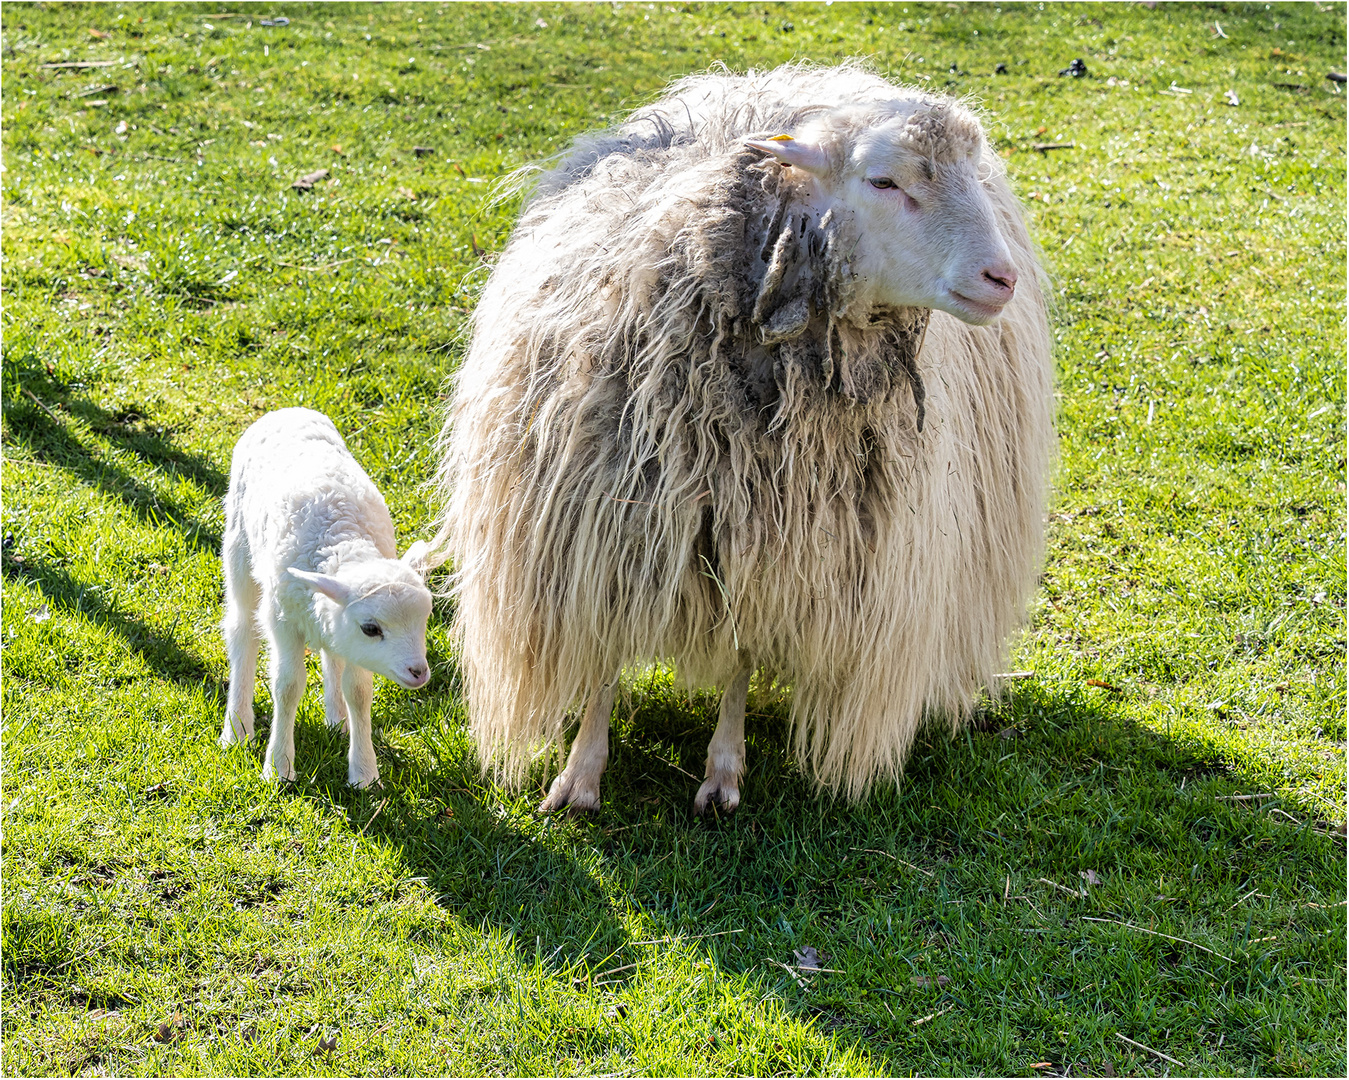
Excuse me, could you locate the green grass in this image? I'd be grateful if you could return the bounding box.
[2,2,1344,1075]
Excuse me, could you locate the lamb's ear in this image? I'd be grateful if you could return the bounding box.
[745,135,831,179]
[286,567,351,604]
[401,540,446,579]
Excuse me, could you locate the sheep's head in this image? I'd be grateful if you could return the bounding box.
[287,548,434,689]
[747,99,1020,325]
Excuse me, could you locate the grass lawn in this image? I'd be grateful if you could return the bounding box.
[2,2,1344,1075]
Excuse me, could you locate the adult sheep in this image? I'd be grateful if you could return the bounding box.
[435,62,1054,814]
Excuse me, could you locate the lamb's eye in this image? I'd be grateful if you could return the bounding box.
[360,622,383,639]
[868,177,898,190]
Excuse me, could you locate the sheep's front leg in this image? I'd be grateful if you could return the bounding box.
[694,667,752,815]
[342,664,380,789]
[320,649,349,733]
[539,683,615,814]
[262,624,307,782]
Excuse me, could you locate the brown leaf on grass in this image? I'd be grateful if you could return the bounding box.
[317,1034,338,1053]
[1101,1063,1118,1078]
[910,974,951,989]
[1086,678,1121,692]
[396,186,417,200]
[1081,869,1103,886]
[291,168,330,191]
[88,28,111,39]
[1030,1065,1054,1071]
[793,946,821,971]
[331,145,344,155]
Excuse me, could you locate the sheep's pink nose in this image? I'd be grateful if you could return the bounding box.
[405,663,429,687]
[983,263,1018,294]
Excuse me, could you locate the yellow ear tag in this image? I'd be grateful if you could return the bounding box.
[769,134,795,141]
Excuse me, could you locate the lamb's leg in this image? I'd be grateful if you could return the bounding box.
[261,624,306,783]
[694,667,753,815]
[539,683,616,814]
[320,649,349,733]
[342,664,379,789]
[220,530,260,747]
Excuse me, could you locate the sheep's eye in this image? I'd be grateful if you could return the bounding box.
[868,177,898,190]
[361,622,383,639]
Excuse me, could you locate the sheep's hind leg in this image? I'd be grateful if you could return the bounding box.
[221,532,260,747]
[320,650,349,733]
[539,683,616,814]
[694,667,752,816]
[342,665,379,789]
[262,623,306,782]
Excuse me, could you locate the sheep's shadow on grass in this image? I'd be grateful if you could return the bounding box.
[304,670,1344,1058]
[216,669,1343,1075]
[0,551,224,693]
[2,365,226,555]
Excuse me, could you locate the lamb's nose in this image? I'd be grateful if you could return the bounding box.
[406,664,429,686]
[983,263,1018,294]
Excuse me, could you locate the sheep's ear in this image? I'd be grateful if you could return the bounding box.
[401,540,445,579]
[745,135,831,178]
[286,567,351,604]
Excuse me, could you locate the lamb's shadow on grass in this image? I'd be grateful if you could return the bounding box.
[2,364,226,554]
[1,551,224,692]
[324,671,1344,1070]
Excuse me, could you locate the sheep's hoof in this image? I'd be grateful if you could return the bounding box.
[348,770,381,790]
[539,772,600,815]
[693,775,741,817]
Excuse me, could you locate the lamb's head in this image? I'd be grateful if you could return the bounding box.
[287,547,434,689]
[747,98,1019,325]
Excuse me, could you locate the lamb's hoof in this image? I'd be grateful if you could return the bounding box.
[220,717,254,748]
[539,772,601,815]
[262,760,296,784]
[694,774,741,816]
[348,769,381,790]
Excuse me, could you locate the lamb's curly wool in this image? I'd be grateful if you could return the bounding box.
[437,63,1054,800]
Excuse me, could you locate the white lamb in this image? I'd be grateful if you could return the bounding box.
[221,407,435,788]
